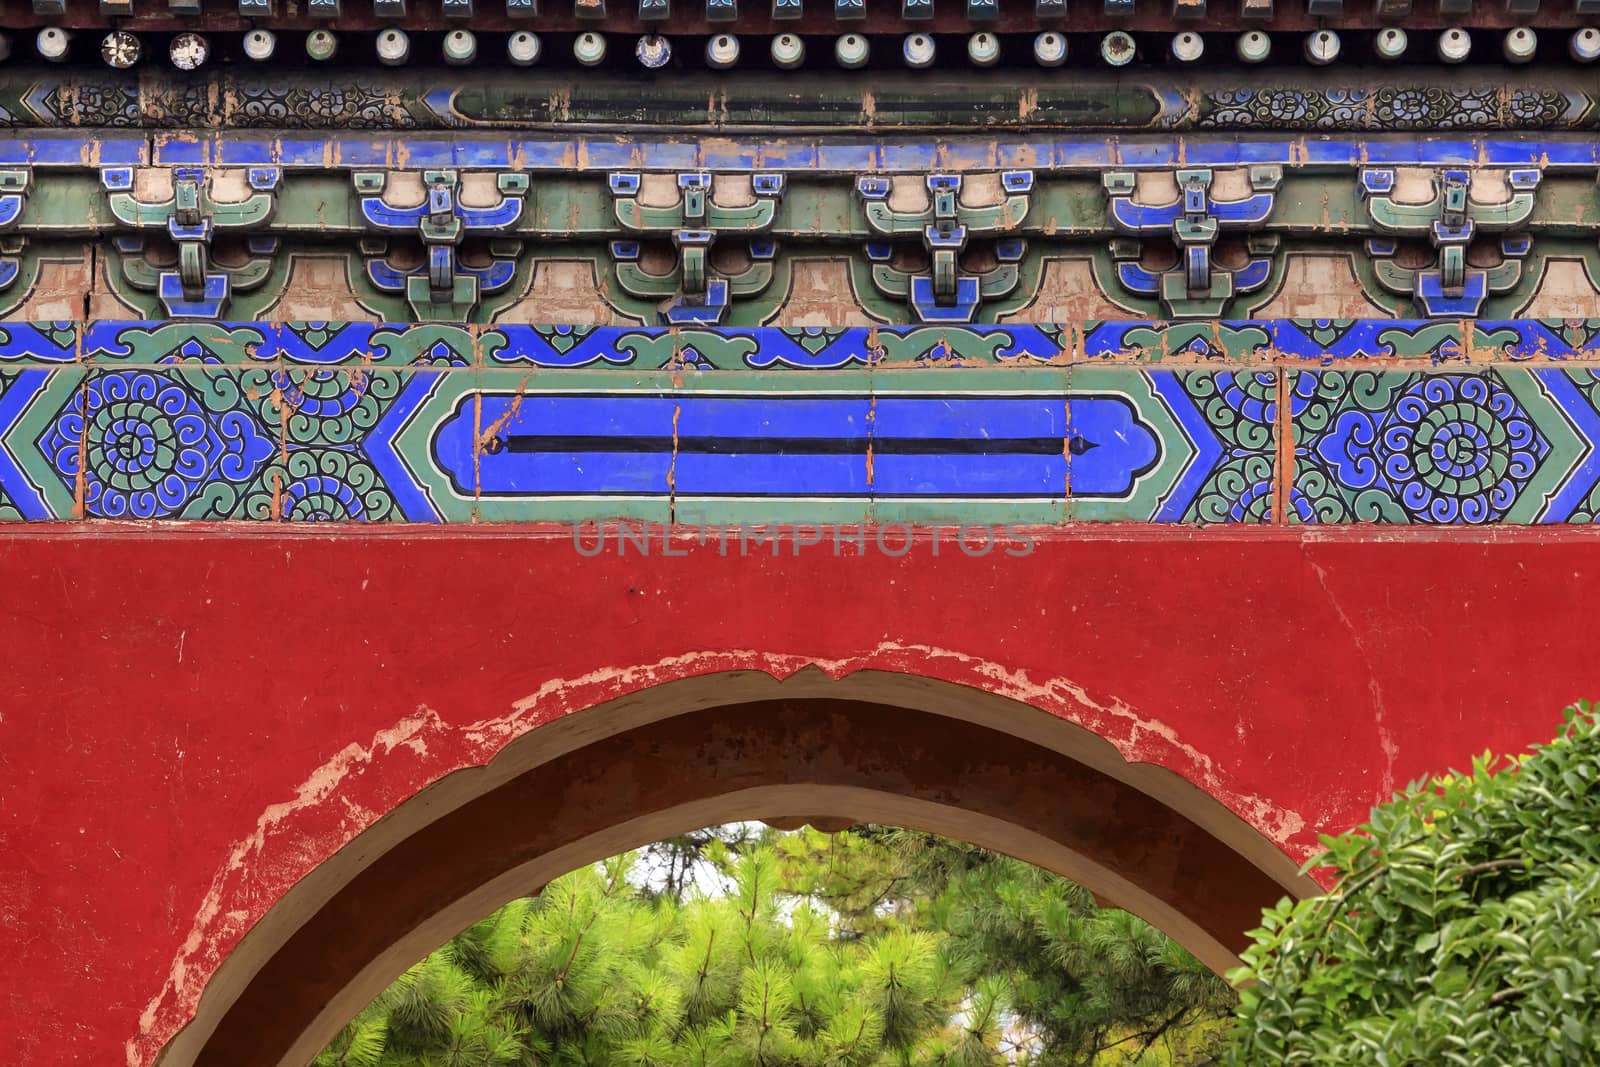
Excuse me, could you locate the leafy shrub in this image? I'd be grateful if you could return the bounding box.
[1229,703,1600,1066]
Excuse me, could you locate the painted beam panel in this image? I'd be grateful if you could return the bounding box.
[10,321,1600,526]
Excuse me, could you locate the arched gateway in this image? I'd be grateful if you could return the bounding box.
[5,0,1600,1064]
[5,530,1597,1065]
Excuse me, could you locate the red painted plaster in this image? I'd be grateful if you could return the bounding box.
[1,525,1595,1065]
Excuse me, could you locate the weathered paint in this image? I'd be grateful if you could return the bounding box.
[0,524,1594,1064]
[5,13,1600,1064]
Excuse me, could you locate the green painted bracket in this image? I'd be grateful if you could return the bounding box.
[613,252,774,300]
[610,172,783,234]
[103,167,279,230]
[614,260,681,299]
[1361,167,1539,234]
[858,173,1032,237]
[0,169,31,235]
[868,260,1020,306]
[869,262,911,299]
[1371,256,1523,298]
[406,275,481,322]
[113,240,276,299]
[1368,233,1528,317]
[1158,269,1236,319]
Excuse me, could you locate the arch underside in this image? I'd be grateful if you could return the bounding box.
[158,683,1306,1067]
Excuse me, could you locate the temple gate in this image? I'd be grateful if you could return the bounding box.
[2,4,1600,1065]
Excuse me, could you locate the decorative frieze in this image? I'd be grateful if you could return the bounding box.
[9,319,1600,527]
[0,145,1593,323]
[0,69,1597,130]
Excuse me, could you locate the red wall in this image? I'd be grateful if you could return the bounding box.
[1,525,1594,1065]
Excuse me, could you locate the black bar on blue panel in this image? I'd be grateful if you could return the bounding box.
[505,0,536,14]
[707,0,737,18]
[967,0,999,16]
[773,0,802,15]
[640,0,670,17]
[903,0,934,16]
[1035,0,1067,14]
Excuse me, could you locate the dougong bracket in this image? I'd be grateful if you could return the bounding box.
[1360,167,1539,316]
[1103,165,1281,318]
[354,168,530,322]
[101,166,281,318]
[857,171,1033,322]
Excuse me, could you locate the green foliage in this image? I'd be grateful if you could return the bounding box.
[317,826,1232,1067]
[884,832,1235,1065]
[1229,703,1600,1066]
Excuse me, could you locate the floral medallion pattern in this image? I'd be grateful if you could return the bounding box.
[1290,372,1550,524]
[39,370,274,519]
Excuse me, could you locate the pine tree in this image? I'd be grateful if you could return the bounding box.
[317,827,1232,1067]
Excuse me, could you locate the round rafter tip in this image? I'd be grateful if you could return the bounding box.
[903,33,936,68]
[101,30,140,69]
[376,28,410,66]
[507,30,541,66]
[1304,29,1340,65]
[574,31,607,66]
[242,28,275,61]
[1236,30,1270,63]
[1375,26,1408,60]
[834,33,869,68]
[967,31,1000,67]
[636,33,671,68]
[37,27,71,63]
[1503,26,1536,63]
[1437,27,1471,63]
[1032,31,1066,66]
[444,28,478,65]
[1572,27,1600,62]
[771,32,805,69]
[305,29,338,62]
[706,33,740,69]
[169,31,208,70]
